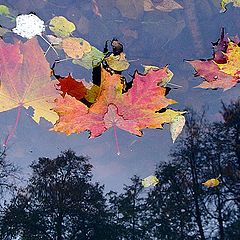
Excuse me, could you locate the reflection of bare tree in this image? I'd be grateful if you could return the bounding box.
[183,0,204,56]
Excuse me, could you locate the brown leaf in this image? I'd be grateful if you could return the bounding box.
[116,0,144,19]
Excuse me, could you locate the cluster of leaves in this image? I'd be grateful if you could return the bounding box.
[115,0,183,19]
[0,3,239,147]
[53,63,185,141]
[188,28,240,91]
[0,4,185,146]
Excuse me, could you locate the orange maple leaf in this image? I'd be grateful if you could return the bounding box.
[52,66,184,138]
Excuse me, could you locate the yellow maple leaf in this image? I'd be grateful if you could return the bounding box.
[216,41,240,78]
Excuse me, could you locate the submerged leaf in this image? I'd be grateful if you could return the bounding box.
[49,16,76,38]
[142,175,159,187]
[144,0,183,12]
[116,0,144,19]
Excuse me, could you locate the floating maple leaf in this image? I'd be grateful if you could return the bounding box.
[187,28,240,91]
[0,38,58,145]
[52,66,184,139]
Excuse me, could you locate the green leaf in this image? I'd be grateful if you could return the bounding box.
[0,5,10,16]
[0,26,10,37]
[49,16,76,37]
[72,46,104,69]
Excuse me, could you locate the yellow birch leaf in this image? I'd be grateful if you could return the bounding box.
[49,16,76,38]
[202,178,220,187]
[62,37,91,59]
[105,52,130,71]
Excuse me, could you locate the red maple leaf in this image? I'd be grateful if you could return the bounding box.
[188,28,240,91]
[56,74,87,100]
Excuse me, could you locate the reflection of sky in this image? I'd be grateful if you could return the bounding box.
[0,0,240,192]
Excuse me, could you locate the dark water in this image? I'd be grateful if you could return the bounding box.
[0,1,239,239]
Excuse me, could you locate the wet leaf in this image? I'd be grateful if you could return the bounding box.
[52,66,184,139]
[116,0,144,19]
[170,115,186,143]
[12,13,45,39]
[105,52,130,71]
[46,35,63,46]
[56,74,87,101]
[142,65,160,74]
[144,0,183,12]
[187,60,238,91]
[216,41,240,77]
[221,0,240,12]
[187,29,240,90]
[62,37,91,59]
[142,175,159,187]
[142,65,173,87]
[202,178,220,187]
[0,38,58,123]
[85,84,100,103]
[72,46,104,69]
[0,26,10,37]
[0,5,10,16]
[49,16,76,38]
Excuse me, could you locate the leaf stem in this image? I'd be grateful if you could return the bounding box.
[113,125,120,156]
[167,82,183,88]
[40,35,59,57]
[3,104,22,147]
